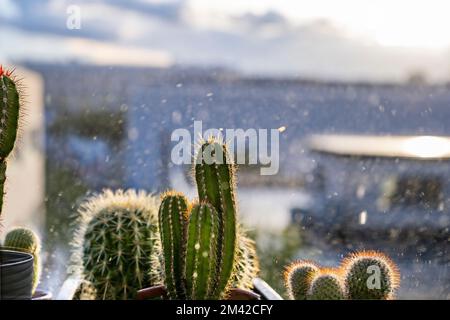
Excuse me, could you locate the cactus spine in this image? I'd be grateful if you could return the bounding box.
[284,251,400,300]
[284,260,319,300]
[0,65,21,217]
[158,191,189,299]
[72,189,161,300]
[4,227,41,294]
[342,251,400,300]
[195,140,237,296]
[185,203,220,299]
[308,270,345,300]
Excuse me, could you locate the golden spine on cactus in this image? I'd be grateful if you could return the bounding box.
[341,250,400,300]
[185,202,221,299]
[230,229,260,291]
[194,138,237,297]
[71,189,161,300]
[307,268,345,300]
[4,227,41,294]
[284,260,319,300]
[0,65,21,217]
[158,191,189,299]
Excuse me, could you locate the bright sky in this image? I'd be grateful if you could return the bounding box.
[189,0,450,49]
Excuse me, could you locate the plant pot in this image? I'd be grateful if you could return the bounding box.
[0,249,34,300]
[136,278,283,300]
[32,289,53,300]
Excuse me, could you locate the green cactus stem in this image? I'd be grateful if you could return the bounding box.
[4,227,41,294]
[284,260,319,300]
[0,66,20,159]
[342,251,400,300]
[0,65,21,218]
[194,139,237,297]
[71,189,160,300]
[185,203,221,299]
[308,270,345,300]
[158,191,189,299]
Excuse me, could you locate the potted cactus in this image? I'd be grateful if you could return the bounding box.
[67,139,282,300]
[0,65,50,300]
[284,251,400,300]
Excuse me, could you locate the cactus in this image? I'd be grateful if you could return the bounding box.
[73,280,97,300]
[283,251,400,300]
[342,251,400,300]
[158,191,189,299]
[284,260,319,300]
[185,203,221,299]
[0,65,22,217]
[231,230,260,290]
[155,138,259,299]
[4,227,41,294]
[194,139,237,296]
[71,189,161,300]
[308,269,345,300]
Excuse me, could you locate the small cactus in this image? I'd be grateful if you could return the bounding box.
[71,189,161,300]
[283,251,400,300]
[0,65,22,217]
[308,269,345,300]
[284,260,319,300]
[342,251,400,300]
[4,227,41,294]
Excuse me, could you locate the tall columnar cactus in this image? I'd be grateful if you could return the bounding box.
[284,251,400,300]
[185,203,221,299]
[4,227,41,294]
[194,140,237,296]
[158,191,189,299]
[308,269,345,300]
[156,138,259,300]
[71,189,161,300]
[341,251,400,300]
[0,65,21,217]
[284,260,319,300]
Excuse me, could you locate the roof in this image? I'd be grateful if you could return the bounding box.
[305,134,450,160]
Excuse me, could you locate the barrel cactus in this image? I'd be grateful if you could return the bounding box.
[71,189,161,299]
[284,260,319,300]
[308,269,345,300]
[157,138,259,300]
[0,65,22,217]
[284,251,400,300]
[4,227,41,293]
[341,251,400,300]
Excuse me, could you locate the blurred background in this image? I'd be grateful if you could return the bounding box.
[0,0,449,299]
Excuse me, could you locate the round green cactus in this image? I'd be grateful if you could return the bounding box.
[308,271,345,300]
[342,251,400,300]
[72,189,161,300]
[4,227,41,294]
[284,260,319,300]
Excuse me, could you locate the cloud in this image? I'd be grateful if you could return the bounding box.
[1,0,449,82]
